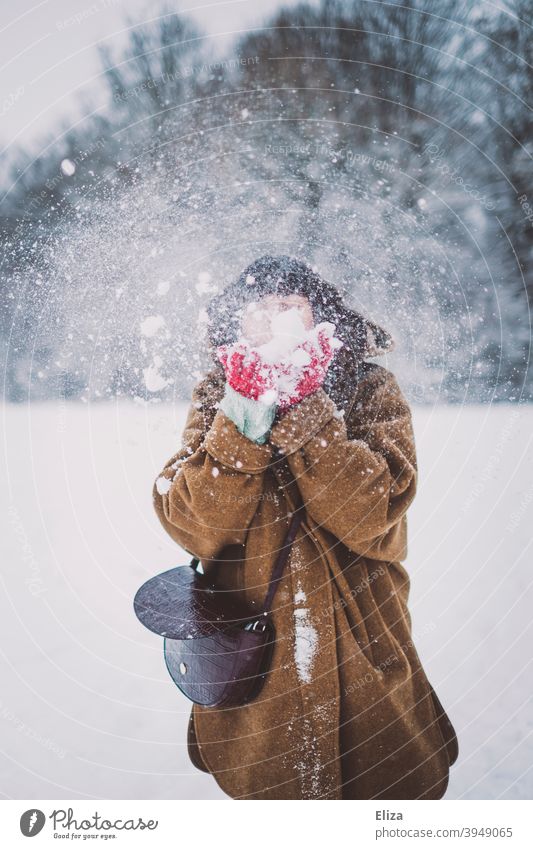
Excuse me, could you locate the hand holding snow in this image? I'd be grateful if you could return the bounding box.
[217,308,342,409]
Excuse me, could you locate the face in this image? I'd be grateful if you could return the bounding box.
[241,293,314,346]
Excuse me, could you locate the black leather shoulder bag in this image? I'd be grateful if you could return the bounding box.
[134,506,304,707]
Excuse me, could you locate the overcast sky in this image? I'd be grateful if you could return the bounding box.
[0,0,304,154]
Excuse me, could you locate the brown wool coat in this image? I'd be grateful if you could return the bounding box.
[152,362,458,800]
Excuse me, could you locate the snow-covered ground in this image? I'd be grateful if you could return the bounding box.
[1,400,532,799]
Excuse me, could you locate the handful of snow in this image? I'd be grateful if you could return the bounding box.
[217,307,342,408]
[255,307,311,363]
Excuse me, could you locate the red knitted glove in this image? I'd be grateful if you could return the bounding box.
[217,340,277,402]
[276,324,338,412]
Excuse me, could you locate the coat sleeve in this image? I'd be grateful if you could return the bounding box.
[268,366,417,554]
[152,379,273,560]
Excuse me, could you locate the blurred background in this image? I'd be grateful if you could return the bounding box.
[1,0,532,404]
[1,0,532,801]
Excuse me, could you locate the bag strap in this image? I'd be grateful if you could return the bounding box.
[260,505,305,616]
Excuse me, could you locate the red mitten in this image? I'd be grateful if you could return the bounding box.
[217,340,277,402]
[277,325,338,411]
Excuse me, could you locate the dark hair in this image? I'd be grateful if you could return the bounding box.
[206,255,394,362]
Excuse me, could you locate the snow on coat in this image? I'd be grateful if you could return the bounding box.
[152,361,458,799]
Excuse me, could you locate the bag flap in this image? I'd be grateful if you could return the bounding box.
[133,564,256,639]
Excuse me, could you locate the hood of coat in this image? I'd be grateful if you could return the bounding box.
[204,255,394,411]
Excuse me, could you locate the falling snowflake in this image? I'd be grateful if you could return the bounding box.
[60,158,76,176]
[140,314,165,337]
[143,355,170,392]
[155,476,171,495]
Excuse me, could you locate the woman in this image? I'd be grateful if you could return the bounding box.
[152,255,458,800]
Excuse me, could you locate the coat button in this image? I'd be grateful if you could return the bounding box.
[179,662,187,675]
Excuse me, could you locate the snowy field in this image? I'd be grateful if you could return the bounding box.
[1,399,532,800]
